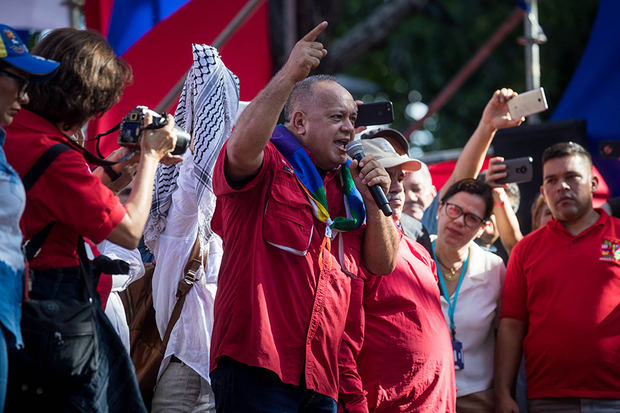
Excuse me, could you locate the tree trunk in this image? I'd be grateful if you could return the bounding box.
[319,0,429,74]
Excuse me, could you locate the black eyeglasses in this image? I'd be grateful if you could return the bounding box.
[0,68,29,97]
[443,202,485,228]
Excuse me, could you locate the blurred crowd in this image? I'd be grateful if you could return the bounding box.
[0,20,618,413]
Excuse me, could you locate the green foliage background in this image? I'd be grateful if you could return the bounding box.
[325,0,600,155]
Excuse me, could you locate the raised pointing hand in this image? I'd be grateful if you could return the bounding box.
[281,21,328,83]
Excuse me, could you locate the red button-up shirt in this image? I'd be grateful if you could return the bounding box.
[211,140,364,400]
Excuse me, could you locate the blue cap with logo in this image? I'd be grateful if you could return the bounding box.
[0,24,59,79]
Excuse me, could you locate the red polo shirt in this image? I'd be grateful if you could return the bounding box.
[4,109,126,270]
[501,210,620,399]
[211,140,364,400]
[339,236,456,412]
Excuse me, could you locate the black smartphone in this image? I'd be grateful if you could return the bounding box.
[599,141,620,159]
[495,156,534,184]
[355,102,394,127]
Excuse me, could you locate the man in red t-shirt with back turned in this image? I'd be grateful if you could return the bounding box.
[337,136,456,413]
[209,22,399,412]
[495,141,620,412]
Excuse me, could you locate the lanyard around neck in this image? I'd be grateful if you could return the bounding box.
[432,240,469,339]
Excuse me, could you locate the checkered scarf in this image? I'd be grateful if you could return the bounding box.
[143,44,239,252]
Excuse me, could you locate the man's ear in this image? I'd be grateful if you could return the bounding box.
[289,110,307,136]
[591,175,599,194]
[57,122,82,139]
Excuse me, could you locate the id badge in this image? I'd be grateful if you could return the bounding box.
[452,339,464,370]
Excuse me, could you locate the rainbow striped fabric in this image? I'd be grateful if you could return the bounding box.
[270,125,365,238]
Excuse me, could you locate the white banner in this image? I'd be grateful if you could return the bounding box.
[1,0,71,30]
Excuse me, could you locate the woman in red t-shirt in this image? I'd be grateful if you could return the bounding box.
[4,28,179,413]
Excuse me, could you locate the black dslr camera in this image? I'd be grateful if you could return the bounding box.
[118,106,190,155]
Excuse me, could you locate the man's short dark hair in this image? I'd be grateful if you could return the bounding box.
[542,141,592,168]
[283,74,337,122]
[26,28,132,129]
[440,178,494,221]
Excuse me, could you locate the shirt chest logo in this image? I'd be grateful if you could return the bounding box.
[281,160,295,175]
[600,238,620,263]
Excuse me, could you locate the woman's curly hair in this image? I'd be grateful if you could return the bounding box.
[26,28,132,129]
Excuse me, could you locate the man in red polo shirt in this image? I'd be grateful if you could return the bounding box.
[338,137,456,413]
[495,142,620,412]
[209,22,399,412]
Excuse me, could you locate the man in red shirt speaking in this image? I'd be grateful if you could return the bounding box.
[495,141,620,412]
[209,22,399,412]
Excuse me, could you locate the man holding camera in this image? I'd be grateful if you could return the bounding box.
[209,22,398,412]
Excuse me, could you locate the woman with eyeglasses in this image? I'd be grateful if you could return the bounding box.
[432,178,505,412]
[0,24,59,412]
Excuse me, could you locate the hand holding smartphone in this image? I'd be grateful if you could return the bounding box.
[355,101,394,127]
[508,88,548,119]
[482,156,534,185]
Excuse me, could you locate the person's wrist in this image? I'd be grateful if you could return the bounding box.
[492,187,507,202]
[477,118,497,134]
[141,149,163,163]
[274,64,302,88]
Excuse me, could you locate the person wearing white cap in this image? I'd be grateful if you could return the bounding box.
[0,23,58,412]
[362,128,434,253]
[338,137,457,412]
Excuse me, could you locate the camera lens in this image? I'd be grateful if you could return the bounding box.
[172,126,190,155]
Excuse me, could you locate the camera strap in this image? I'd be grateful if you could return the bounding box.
[87,112,168,161]
[59,131,121,167]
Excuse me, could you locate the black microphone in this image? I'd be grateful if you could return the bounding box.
[346,140,392,217]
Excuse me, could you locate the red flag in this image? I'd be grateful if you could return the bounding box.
[84,0,272,156]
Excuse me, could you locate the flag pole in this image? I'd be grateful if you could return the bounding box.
[156,0,265,113]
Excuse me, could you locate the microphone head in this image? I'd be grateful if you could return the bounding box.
[346,140,365,159]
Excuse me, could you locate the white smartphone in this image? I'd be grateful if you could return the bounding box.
[508,87,548,119]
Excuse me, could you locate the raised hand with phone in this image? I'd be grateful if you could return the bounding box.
[423,88,527,245]
[434,88,524,206]
[484,156,533,187]
[481,156,525,255]
[507,87,548,119]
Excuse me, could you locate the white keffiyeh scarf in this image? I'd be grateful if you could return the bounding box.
[143,44,239,253]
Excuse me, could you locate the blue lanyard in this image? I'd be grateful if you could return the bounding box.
[432,240,469,340]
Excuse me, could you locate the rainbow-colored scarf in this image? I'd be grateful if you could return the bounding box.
[270,125,365,238]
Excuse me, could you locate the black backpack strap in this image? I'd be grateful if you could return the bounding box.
[21,143,72,261]
[22,222,55,262]
[21,143,71,192]
[76,237,97,300]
